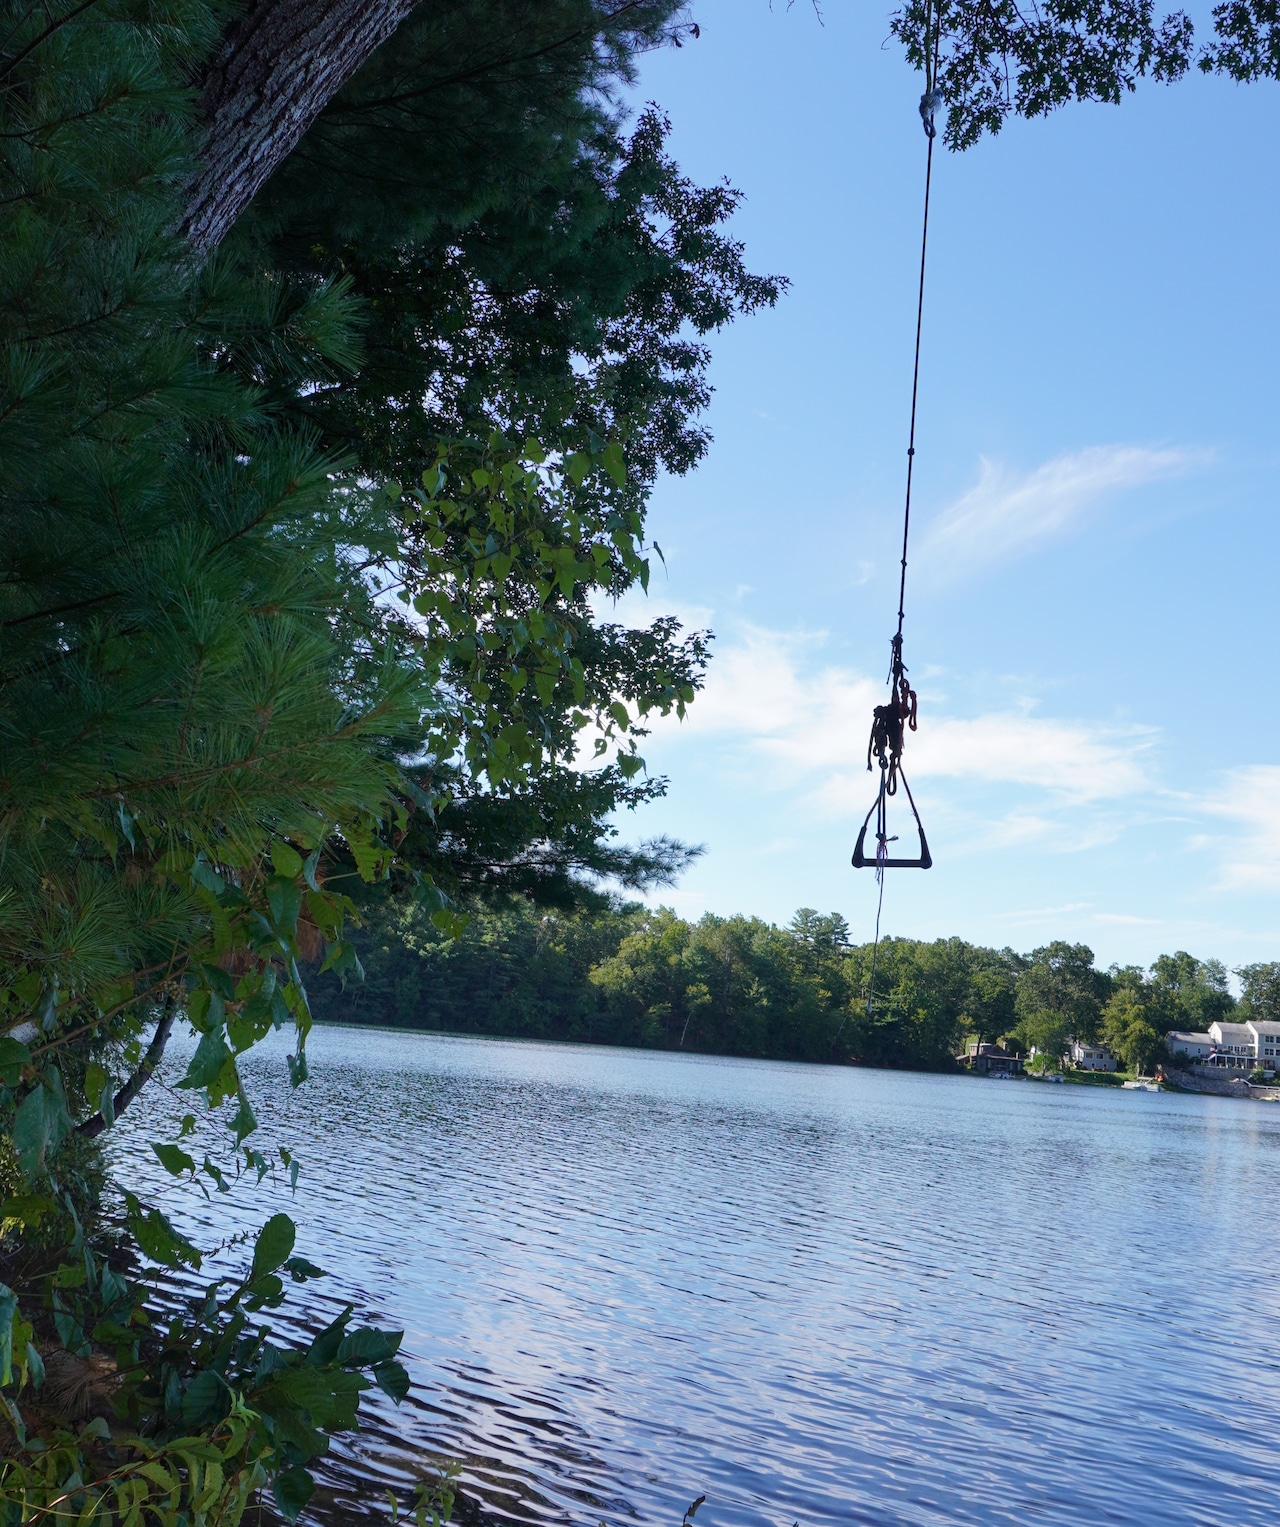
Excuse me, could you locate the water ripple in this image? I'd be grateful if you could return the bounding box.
[113,1028,1280,1526]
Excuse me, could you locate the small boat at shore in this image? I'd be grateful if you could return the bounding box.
[1122,1077,1161,1091]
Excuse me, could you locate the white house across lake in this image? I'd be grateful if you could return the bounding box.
[1068,1040,1117,1072]
[1166,1020,1280,1074]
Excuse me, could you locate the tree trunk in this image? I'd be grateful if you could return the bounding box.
[181,0,421,255]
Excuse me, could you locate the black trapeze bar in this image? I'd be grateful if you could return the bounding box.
[851,768,932,871]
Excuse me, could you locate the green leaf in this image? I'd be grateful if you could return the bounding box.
[85,1061,108,1104]
[151,1142,195,1177]
[123,1194,201,1270]
[565,451,590,486]
[201,1156,231,1194]
[182,1370,229,1427]
[348,835,384,883]
[34,983,57,1032]
[190,857,225,897]
[337,1326,402,1365]
[13,1086,49,1176]
[251,1213,297,1279]
[284,1256,326,1283]
[200,964,237,1000]
[245,1272,285,1309]
[100,1266,128,1307]
[305,1306,353,1367]
[267,877,302,937]
[430,908,469,940]
[0,1283,16,1386]
[287,1050,310,1087]
[274,1466,316,1522]
[373,1360,411,1404]
[601,441,627,487]
[269,1364,367,1429]
[0,1039,30,1086]
[271,841,304,879]
[229,1091,258,1144]
[0,1194,54,1231]
[179,1027,232,1091]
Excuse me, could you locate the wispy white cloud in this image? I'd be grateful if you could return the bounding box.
[1201,766,1280,889]
[910,713,1154,802]
[662,623,1155,822]
[919,445,1201,580]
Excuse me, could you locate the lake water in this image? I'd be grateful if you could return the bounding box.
[118,1025,1280,1527]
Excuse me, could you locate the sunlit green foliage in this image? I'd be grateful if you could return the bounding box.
[1013,942,1109,1067]
[1236,961,1280,1024]
[1101,987,1164,1073]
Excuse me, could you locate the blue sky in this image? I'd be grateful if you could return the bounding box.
[604,0,1280,971]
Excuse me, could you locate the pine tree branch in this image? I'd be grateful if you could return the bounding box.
[0,0,108,86]
[3,590,120,628]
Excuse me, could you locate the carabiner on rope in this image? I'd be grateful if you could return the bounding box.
[852,636,931,871]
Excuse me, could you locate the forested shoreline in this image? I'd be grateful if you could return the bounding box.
[308,900,1280,1074]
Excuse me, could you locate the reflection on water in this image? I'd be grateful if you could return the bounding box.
[116,1026,1280,1526]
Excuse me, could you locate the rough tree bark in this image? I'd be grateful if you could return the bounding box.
[181,0,421,255]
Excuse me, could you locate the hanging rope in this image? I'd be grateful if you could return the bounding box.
[858,9,944,1019]
[878,9,942,797]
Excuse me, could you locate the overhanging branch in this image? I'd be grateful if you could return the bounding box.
[77,1004,177,1139]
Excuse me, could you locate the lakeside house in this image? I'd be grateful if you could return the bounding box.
[959,1042,1023,1076]
[1166,1031,1214,1062]
[1166,1020,1280,1075]
[1068,1039,1117,1072]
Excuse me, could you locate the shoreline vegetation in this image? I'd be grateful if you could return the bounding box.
[308,898,1280,1078]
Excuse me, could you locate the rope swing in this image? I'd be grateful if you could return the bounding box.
[851,13,944,1019]
[852,19,943,886]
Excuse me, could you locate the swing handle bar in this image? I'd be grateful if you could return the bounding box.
[851,773,933,870]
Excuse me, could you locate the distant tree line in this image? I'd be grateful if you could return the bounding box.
[308,901,1280,1074]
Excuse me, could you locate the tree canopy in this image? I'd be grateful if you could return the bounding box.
[894,0,1280,150]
